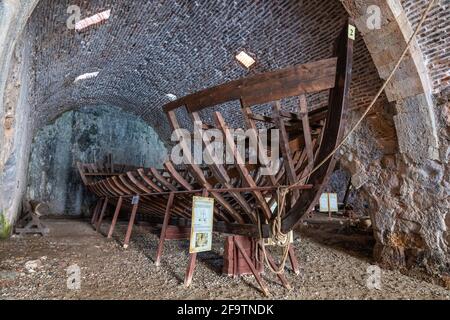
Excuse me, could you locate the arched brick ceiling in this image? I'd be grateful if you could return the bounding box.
[25,0,383,141]
[402,0,450,94]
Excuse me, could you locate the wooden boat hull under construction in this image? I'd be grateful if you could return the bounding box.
[78,19,354,243]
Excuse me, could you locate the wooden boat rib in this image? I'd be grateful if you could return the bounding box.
[78,19,354,239]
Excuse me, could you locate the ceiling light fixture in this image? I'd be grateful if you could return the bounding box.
[235,51,256,69]
[75,9,111,31]
[74,71,99,83]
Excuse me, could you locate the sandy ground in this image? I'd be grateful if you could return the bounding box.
[1,218,449,300]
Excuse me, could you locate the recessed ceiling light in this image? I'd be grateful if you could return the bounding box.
[166,94,178,101]
[75,9,111,31]
[74,72,99,83]
[235,51,256,69]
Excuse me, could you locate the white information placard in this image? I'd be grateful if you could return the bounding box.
[319,193,329,212]
[328,193,339,212]
[189,196,214,253]
[319,193,339,213]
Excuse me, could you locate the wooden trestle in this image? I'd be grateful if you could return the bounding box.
[78,19,354,294]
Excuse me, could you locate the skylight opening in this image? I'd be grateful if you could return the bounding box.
[74,72,99,83]
[235,51,256,69]
[75,9,111,31]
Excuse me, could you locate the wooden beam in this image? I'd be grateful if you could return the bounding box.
[107,196,123,239]
[214,112,273,220]
[90,199,102,225]
[235,237,270,296]
[190,111,256,223]
[155,192,175,268]
[163,58,337,113]
[95,197,109,231]
[282,19,355,232]
[123,198,139,249]
[273,101,299,201]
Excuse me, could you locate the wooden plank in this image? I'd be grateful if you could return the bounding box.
[155,192,175,268]
[123,198,139,249]
[110,176,170,217]
[235,237,270,296]
[184,253,197,288]
[184,189,209,287]
[240,101,277,187]
[163,58,337,113]
[145,168,195,218]
[299,95,314,170]
[164,161,194,191]
[95,197,109,232]
[76,162,89,185]
[149,168,177,191]
[264,246,292,290]
[166,110,238,224]
[117,174,169,210]
[273,101,299,201]
[90,199,102,225]
[126,171,153,194]
[191,112,256,223]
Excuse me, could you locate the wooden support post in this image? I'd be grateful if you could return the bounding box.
[288,245,300,275]
[95,197,109,232]
[184,189,208,288]
[123,197,139,249]
[184,252,197,288]
[235,238,270,297]
[107,196,123,239]
[299,95,314,171]
[91,199,102,225]
[264,248,292,290]
[155,192,175,268]
[273,101,299,201]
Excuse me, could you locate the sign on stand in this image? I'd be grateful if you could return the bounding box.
[189,196,214,253]
[319,193,339,213]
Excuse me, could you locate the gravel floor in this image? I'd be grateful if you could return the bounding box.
[1,219,449,300]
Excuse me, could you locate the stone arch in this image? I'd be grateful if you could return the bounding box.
[340,0,440,164]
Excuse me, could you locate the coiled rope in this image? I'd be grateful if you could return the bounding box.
[259,0,436,276]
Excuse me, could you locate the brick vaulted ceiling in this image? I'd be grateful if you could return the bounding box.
[25,0,383,141]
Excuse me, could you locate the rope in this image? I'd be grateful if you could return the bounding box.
[259,0,436,276]
[258,187,291,274]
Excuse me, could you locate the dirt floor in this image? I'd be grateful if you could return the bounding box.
[1,218,449,300]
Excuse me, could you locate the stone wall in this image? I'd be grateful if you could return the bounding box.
[402,0,450,93]
[339,0,449,279]
[27,105,167,216]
